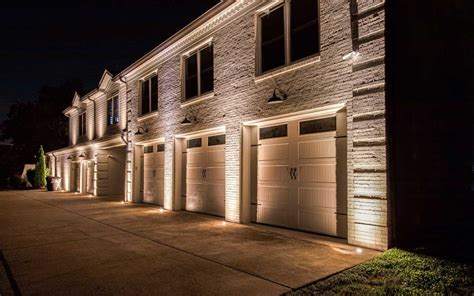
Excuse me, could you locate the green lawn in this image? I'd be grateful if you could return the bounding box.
[289,248,474,295]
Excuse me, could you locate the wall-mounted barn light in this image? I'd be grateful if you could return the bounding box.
[67,155,72,160]
[267,88,288,105]
[181,115,197,126]
[135,124,148,135]
[78,152,85,159]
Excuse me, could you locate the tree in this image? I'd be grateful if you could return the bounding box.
[0,80,82,187]
[34,146,47,188]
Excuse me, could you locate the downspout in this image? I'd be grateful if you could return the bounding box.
[51,152,57,177]
[86,96,97,140]
[119,75,129,145]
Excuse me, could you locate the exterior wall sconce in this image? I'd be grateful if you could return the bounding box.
[78,152,85,159]
[67,155,72,160]
[181,115,197,126]
[267,88,288,105]
[135,125,148,135]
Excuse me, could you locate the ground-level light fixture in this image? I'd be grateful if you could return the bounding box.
[267,89,288,105]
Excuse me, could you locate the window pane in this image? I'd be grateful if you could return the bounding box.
[107,99,113,125]
[261,6,285,73]
[141,80,150,114]
[208,134,225,146]
[291,0,320,62]
[299,117,336,135]
[150,76,158,112]
[144,145,154,154]
[187,138,202,148]
[185,53,198,100]
[200,45,214,94]
[157,144,165,152]
[113,97,119,124]
[259,124,288,140]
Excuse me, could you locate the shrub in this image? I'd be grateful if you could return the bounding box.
[34,145,48,188]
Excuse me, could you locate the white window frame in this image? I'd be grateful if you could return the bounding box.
[182,43,214,102]
[256,0,320,76]
[139,74,158,116]
[79,112,86,136]
[107,95,119,126]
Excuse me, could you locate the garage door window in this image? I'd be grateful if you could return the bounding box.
[299,117,336,135]
[187,138,202,148]
[208,134,226,146]
[144,145,154,154]
[157,144,165,152]
[259,124,288,140]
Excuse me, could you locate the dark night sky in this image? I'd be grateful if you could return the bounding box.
[0,0,220,121]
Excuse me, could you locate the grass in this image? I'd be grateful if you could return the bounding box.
[289,248,474,295]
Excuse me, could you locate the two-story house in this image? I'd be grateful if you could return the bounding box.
[48,0,388,250]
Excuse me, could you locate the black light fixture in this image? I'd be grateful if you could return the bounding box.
[67,155,72,160]
[135,126,148,135]
[79,152,85,159]
[181,117,192,126]
[267,88,288,105]
[181,115,196,126]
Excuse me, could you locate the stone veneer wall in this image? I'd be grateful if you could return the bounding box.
[122,0,388,250]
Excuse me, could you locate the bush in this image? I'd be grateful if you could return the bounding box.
[27,169,36,187]
[34,145,47,188]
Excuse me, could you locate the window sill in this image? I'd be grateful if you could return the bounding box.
[138,111,158,122]
[255,55,321,84]
[180,92,214,108]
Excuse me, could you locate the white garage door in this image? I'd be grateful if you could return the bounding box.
[143,143,165,206]
[186,134,225,216]
[256,117,342,236]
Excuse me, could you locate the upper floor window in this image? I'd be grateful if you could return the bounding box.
[107,96,119,126]
[183,44,213,101]
[258,0,320,74]
[79,112,86,136]
[140,75,158,115]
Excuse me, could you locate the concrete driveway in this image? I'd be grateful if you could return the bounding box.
[0,190,379,295]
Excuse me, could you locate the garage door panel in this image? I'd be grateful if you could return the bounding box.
[258,165,290,182]
[144,155,157,166]
[187,167,204,181]
[144,168,156,178]
[298,187,336,208]
[156,168,165,180]
[258,143,289,161]
[156,154,165,166]
[257,186,290,205]
[206,166,224,181]
[299,209,337,236]
[207,150,225,164]
[257,205,291,227]
[299,164,336,183]
[187,151,205,164]
[298,139,336,160]
[206,184,225,216]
